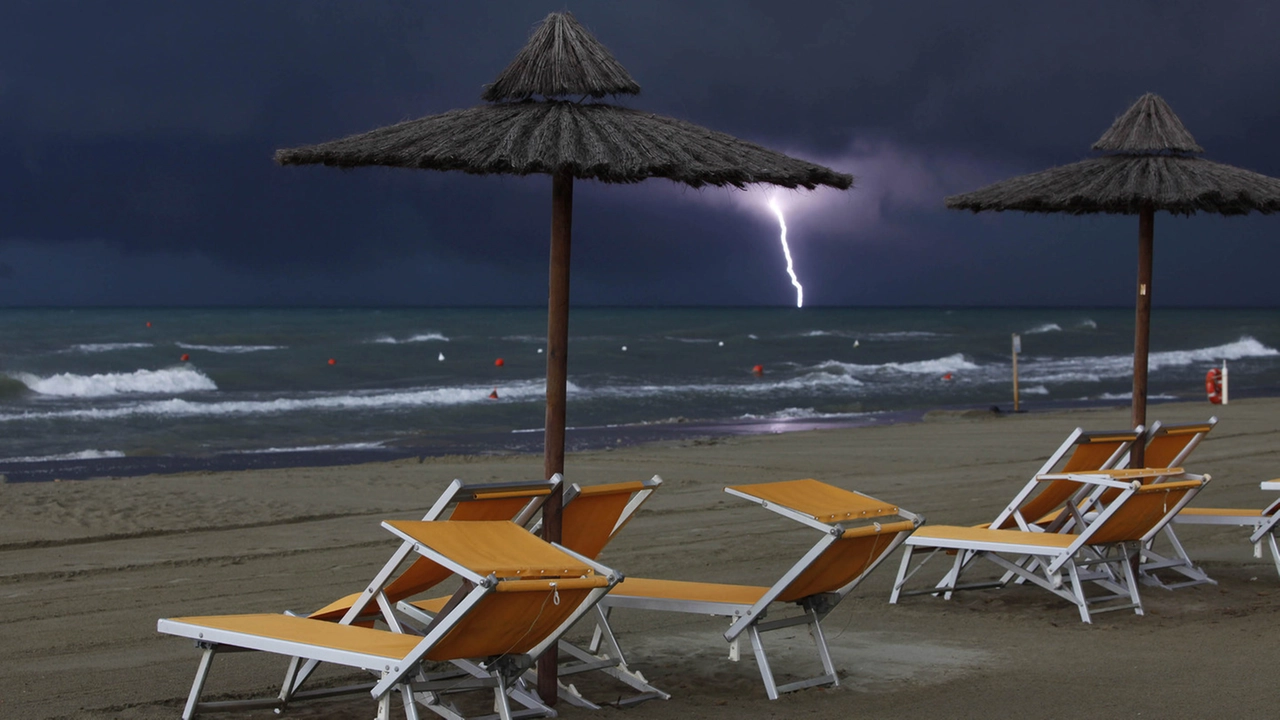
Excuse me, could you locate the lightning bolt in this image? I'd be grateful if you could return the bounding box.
[768,198,803,308]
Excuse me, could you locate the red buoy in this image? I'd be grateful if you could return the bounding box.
[328,358,337,366]
[752,364,764,375]
[494,358,505,367]
[488,389,499,399]
[942,373,953,381]
[145,321,152,328]
[180,354,190,362]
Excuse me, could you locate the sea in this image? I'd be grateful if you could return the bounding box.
[1,307,1277,482]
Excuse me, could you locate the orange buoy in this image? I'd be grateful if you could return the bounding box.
[1205,368,1223,404]
[752,364,764,375]
[494,358,505,367]
[328,358,337,366]
[488,389,499,399]
[180,353,190,362]
[942,373,953,381]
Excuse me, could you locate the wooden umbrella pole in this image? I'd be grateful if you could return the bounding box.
[1130,205,1154,468]
[539,169,573,705]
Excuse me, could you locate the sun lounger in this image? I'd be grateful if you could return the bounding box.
[401,476,668,707]
[987,426,1144,532]
[1118,419,1219,588]
[1170,477,1280,579]
[158,520,619,720]
[585,479,921,700]
[280,477,559,715]
[308,477,557,624]
[890,468,1208,623]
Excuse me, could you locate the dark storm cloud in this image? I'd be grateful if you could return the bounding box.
[2,1,1279,306]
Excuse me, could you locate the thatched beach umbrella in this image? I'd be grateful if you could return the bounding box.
[276,11,851,699]
[946,93,1280,466]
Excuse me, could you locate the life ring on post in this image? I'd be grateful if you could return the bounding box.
[1205,368,1223,404]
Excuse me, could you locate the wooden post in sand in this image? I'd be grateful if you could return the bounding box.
[1130,205,1155,469]
[539,170,573,705]
[1011,333,1021,413]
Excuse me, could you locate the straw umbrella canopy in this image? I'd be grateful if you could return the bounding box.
[946,93,1280,466]
[276,11,851,699]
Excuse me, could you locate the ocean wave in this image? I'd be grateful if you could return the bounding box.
[1148,336,1278,369]
[1020,385,1050,395]
[66,342,154,353]
[230,442,387,454]
[1020,336,1278,383]
[1024,323,1062,334]
[1097,392,1179,401]
[176,343,283,354]
[664,336,720,344]
[9,367,217,397]
[799,330,944,341]
[736,407,867,421]
[1076,319,1098,330]
[813,353,979,376]
[0,379,559,423]
[371,332,450,344]
[0,449,127,463]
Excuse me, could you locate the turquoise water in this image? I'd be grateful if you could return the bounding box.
[0,307,1276,468]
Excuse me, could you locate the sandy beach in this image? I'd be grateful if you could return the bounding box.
[3,398,1277,719]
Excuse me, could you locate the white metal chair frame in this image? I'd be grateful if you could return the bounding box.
[159,520,617,720]
[890,469,1208,624]
[589,482,922,700]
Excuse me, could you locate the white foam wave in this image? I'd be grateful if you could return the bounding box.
[864,331,946,340]
[1098,392,1179,401]
[0,449,127,463]
[176,343,283,354]
[11,367,217,397]
[231,442,386,454]
[737,407,867,421]
[0,379,559,423]
[1020,385,1050,396]
[1076,319,1098,330]
[1148,336,1278,369]
[664,336,719,344]
[67,343,154,353]
[814,353,979,376]
[1025,323,1062,334]
[800,330,944,341]
[371,332,449,344]
[1021,336,1278,384]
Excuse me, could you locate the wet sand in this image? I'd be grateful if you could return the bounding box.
[2,399,1277,719]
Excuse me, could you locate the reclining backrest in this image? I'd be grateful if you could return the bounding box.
[1088,419,1217,505]
[308,478,557,622]
[774,519,917,602]
[1131,418,1217,469]
[1084,479,1205,545]
[559,477,662,560]
[993,428,1141,530]
[724,479,918,602]
[379,520,613,664]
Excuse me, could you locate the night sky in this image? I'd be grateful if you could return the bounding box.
[3,1,1279,307]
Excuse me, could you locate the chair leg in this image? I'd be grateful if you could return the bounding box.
[182,647,216,720]
[1268,533,1280,578]
[401,683,422,720]
[1066,562,1091,624]
[889,545,915,603]
[807,605,837,687]
[493,672,514,720]
[748,625,780,700]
